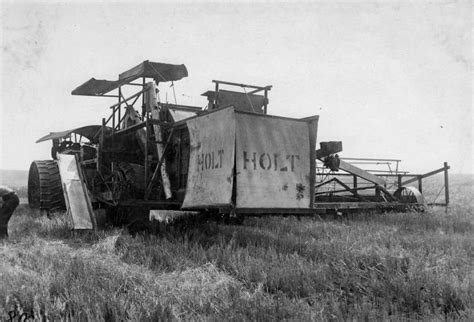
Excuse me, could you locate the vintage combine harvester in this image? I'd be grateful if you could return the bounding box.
[28,61,450,230]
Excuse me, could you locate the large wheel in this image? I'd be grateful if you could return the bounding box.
[28,160,65,211]
[394,186,427,211]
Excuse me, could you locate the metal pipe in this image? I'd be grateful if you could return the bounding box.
[112,106,115,131]
[341,162,392,165]
[117,87,121,130]
[142,77,145,115]
[340,157,402,162]
[212,79,272,91]
[315,171,419,178]
[361,169,409,174]
[314,185,377,195]
[99,118,105,174]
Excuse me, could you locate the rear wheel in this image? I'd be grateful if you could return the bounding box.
[28,160,65,211]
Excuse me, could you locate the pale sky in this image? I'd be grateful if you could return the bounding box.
[1,0,472,174]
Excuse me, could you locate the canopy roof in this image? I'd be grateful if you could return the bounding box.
[71,61,188,96]
[36,125,112,144]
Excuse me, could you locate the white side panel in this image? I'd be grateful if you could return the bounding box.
[182,107,236,208]
[235,113,311,208]
[57,154,94,229]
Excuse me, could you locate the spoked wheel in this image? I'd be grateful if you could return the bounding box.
[394,186,427,212]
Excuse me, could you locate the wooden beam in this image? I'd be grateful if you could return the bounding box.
[401,165,450,185]
[444,162,449,206]
[338,160,386,185]
[214,82,219,109]
[144,129,174,200]
[108,88,148,110]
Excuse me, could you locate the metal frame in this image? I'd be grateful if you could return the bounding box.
[315,159,450,209]
[94,78,192,207]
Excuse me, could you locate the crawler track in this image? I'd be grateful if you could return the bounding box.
[28,160,65,211]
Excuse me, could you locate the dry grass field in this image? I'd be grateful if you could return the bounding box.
[0,174,472,320]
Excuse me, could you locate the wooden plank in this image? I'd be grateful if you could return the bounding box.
[338,160,386,185]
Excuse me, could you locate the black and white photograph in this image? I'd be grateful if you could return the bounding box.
[0,0,472,320]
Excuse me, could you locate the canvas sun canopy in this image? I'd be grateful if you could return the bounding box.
[182,107,319,210]
[36,125,112,144]
[72,61,188,96]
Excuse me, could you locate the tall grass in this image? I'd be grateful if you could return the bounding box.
[0,174,472,320]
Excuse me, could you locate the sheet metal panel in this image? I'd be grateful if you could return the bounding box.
[235,113,311,208]
[182,108,235,208]
[57,154,94,229]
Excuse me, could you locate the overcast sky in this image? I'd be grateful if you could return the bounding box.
[1,0,472,174]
